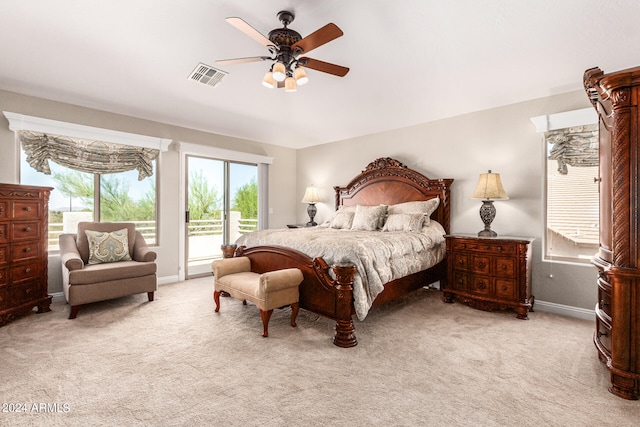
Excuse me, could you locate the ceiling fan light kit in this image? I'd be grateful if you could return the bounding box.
[217,10,349,92]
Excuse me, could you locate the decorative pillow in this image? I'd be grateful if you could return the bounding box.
[330,211,355,229]
[351,205,387,231]
[382,213,425,232]
[85,228,132,264]
[387,198,440,216]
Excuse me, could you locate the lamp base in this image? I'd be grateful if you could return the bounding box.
[477,229,497,237]
[306,203,317,227]
[477,200,498,238]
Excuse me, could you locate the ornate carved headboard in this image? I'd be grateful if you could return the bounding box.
[333,158,454,234]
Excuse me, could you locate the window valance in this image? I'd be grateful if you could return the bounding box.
[19,130,159,180]
[545,124,598,175]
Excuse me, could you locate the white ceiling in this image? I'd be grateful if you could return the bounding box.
[1,0,639,149]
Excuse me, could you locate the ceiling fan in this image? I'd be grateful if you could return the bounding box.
[216,10,349,91]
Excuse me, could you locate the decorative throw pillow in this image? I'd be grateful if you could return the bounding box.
[85,228,132,264]
[330,211,355,229]
[387,198,439,226]
[351,205,387,231]
[387,198,440,216]
[382,213,425,232]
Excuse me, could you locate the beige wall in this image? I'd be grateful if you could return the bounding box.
[297,90,598,311]
[0,90,298,293]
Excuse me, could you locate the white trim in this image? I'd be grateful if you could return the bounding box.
[174,141,273,164]
[158,275,180,285]
[530,107,597,132]
[3,111,172,151]
[535,299,595,321]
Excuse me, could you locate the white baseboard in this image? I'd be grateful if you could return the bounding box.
[535,299,595,321]
[50,292,65,303]
[158,275,180,286]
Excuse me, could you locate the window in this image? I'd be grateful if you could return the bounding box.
[20,150,158,250]
[5,112,171,252]
[532,108,599,264]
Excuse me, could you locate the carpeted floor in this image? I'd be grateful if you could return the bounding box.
[1,277,639,426]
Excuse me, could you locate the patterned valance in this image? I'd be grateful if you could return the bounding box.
[545,124,598,175]
[19,130,159,180]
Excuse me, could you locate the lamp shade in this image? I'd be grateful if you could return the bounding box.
[262,71,275,88]
[284,76,297,92]
[301,185,321,203]
[294,67,308,85]
[272,62,286,82]
[471,170,509,200]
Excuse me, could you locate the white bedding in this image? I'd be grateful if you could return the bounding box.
[235,221,446,320]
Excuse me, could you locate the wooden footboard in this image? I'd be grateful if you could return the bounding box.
[234,244,446,347]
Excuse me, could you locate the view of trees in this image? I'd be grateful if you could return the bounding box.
[50,169,258,222]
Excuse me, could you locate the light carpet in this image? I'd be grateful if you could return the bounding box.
[1,277,639,426]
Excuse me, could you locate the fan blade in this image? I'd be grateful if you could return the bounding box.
[216,56,270,66]
[291,23,343,54]
[225,17,273,48]
[299,57,349,77]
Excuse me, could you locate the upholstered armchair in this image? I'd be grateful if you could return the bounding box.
[59,222,157,319]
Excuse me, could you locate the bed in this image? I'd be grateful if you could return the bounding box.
[233,158,453,347]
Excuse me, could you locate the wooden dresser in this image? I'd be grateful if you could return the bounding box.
[443,234,534,319]
[584,66,640,400]
[0,183,52,326]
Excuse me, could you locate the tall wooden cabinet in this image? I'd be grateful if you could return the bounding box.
[584,66,640,400]
[0,183,52,326]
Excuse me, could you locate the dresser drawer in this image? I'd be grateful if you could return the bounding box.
[470,276,492,295]
[495,256,516,278]
[0,287,7,310]
[0,201,8,221]
[595,314,612,355]
[470,255,490,275]
[0,267,7,285]
[0,223,7,243]
[495,278,517,299]
[8,281,41,306]
[597,275,612,319]
[10,222,41,241]
[11,241,41,262]
[10,261,40,283]
[451,271,468,291]
[454,240,517,254]
[453,253,468,271]
[0,245,7,264]
[11,201,41,220]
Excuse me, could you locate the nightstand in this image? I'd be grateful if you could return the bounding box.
[443,234,534,319]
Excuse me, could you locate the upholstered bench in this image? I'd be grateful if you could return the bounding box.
[211,257,303,337]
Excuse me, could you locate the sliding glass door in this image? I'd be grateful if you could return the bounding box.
[185,155,258,277]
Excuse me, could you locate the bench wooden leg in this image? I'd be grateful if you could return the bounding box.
[290,302,299,327]
[214,291,222,312]
[147,291,154,301]
[260,309,274,337]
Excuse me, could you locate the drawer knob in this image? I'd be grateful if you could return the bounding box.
[476,261,486,269]
[600,300,609,308]
[502,264,508,270]
[25,268,31,273]
[501,285,508,291]
[497,246,503,251]
[458,279,464,284]
[25,206,32,212]
[25,288,31,295]
[597,330,608,338]
[25,247,31,253]
[458,259,464,265]
[25,227,31,232]
[477,281,487,290]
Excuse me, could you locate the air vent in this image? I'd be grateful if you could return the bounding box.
[188,63,227,87]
